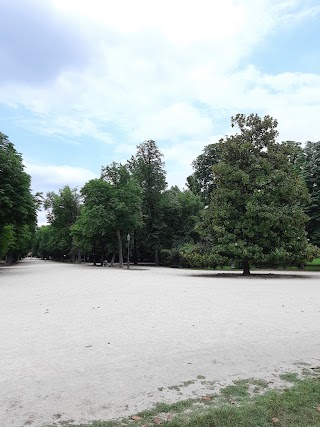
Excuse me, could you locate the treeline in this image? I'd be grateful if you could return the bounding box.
[33,140,203,266]
[33,115,320,273]
[4,113,319,273]
[0,132,38,265]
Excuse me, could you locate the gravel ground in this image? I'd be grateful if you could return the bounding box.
[0,258,319,427]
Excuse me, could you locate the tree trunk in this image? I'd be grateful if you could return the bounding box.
[71,248,75,263]
[155,247,159,266]
[5,253,13,266]
[117,229,123,268]
[242,258,250,275]
[133,230,138,265]
[93,243,96,265]
[77,249,81,263]
[110,251,115,267]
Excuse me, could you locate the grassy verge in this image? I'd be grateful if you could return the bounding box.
[58,369,320,427]
[305,257,320,271]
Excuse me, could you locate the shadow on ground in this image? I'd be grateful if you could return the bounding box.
[188,272,315,279]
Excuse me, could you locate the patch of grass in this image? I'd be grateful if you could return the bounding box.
[306,257,320,266]
[305,257,320,270]
[279,372,300,383]
[169,378,320,427]
[248,378,269,389]
[138,398,197,417]
[221,381,250,399]
[53,376,320,427]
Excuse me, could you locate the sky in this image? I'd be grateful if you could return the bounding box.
[1,0,320,224]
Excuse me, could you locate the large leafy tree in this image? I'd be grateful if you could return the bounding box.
[101,163,142,267]
[33,225,55,259]
[44,186,81,261]
[201,114,312,275]
[71,179,116,264]
[187,143,219,206]
[303,141,320,246]
[128,140,167,264]
[0,132,36,263]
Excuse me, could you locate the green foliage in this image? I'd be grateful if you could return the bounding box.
[187,143,220,205]
[33,225,55,258]
[128,140,167,262]
[84,163,143,267]
[0,225,15,258]
[199,114,311,274]
[43,186,81,259]
[161,240,227,269]
[159,186,203,250]
[0,132,36,262]
[74,178,116,249]
[101,162,142,234]
[179,242,226,269]
[44,186,80,228]
[303,141,320,246]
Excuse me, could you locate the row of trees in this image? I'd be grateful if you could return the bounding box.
[32,114,320,274]
[33,140,202,267]
[0,133,38,264]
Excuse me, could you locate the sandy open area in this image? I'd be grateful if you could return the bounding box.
[0,259,319,426]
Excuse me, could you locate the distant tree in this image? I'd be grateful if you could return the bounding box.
[101,163,142,267]
[128,140,167,264]
[200,114,313,275]
[44,186,81,261]
[33,225,54,259]
[187,143,219,205]
[159,186,203,250]
[71,179,116,265]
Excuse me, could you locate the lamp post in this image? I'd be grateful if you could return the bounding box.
[127,233,130,269]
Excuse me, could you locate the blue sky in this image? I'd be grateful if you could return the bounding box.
[1,0,320,224]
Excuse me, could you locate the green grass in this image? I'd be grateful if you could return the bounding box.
[169,378,320,427]
[279,372,300,383]
[59,376,320,427]
[220,381,250,399]
[307,257,320,266]
[305,257,320,271]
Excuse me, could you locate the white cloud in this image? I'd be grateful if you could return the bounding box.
[133,103,214,141]
[1,0,320,189]
[26,162,96,194]
[164,137,220,189]
[25,162,97,225]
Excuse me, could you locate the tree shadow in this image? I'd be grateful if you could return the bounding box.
[188,272,316,279]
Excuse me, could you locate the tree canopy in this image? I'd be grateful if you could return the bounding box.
[0,132,36,263]
[27,118,320,271]
[197,114,313,274]
[128,140,167,264]
[186,143,219,206]
[303,141,320,247]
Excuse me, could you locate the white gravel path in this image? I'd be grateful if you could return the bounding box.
[0,258,319,426]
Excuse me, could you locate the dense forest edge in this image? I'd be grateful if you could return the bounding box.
[1,113,320,275]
